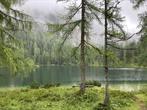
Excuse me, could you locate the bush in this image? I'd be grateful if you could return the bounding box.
[30,82,61,89]
[30,81,40,89]
[64,90,98,105]
[85,80,101,87]
[42,83,61,88]
[93,103,109,110]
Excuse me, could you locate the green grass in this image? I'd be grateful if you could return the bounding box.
[0,87,146,110]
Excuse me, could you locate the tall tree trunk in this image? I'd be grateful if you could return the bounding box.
[80,0,86,92]
[103,0,110,106]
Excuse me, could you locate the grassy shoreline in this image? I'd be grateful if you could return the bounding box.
[0,87,146,110]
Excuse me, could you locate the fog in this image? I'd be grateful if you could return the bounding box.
[15,0,146,45]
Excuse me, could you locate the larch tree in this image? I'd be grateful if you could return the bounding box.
[102,0,140,106]
[131,0,147,66]
[132,0,147,8]
[104,0,109,106]
[48,0,103,92]
[131,0,147,36]
[0,0,35,74]
[101,0,133,106]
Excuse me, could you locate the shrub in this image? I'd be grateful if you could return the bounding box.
[85,80,101,87]
[42,83,61,88]
[30,81,40,89]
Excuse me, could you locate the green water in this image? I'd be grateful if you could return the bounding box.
[0,66,147,91]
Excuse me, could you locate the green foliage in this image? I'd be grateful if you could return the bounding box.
[0,0,22,10]
[131,0,147,8]
[30,82,61,89]
[94,90,139,110]
[130,0,147,67]
[0,87,146,110]
[48,0,104,66]
[85,80,101,87]
[110,90,135,109]
[93,103,109,110]
[0,39,36,74]
[0,0,36,74]
[64,89,99,105]
[30,81,40,89]
[42,83,61,88]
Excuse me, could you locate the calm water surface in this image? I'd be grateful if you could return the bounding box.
[0,66,147,91]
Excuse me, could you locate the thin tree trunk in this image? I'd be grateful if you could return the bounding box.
[123,50,126,64]
[103,0,110,106]
[80,0,86,92]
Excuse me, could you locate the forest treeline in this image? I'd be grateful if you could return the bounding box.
[15,29,147,68]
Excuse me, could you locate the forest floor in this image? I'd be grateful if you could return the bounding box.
[0,87,146,110]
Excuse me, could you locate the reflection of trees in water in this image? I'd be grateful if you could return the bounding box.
[10,77,15,88]
[0,66,147,87]
[0,74,4,78]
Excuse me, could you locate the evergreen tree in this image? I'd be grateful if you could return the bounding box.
[131,0,147,66]
[0,0,35,74]
[102,0,128,106]
[102,0,139,105]
[48,0,103,92]
[132,0,146,8]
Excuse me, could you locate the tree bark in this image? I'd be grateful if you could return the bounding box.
[80,0,86,92]
[103,0,110,106]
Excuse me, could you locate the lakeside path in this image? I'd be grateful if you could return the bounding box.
[136,94,147,110]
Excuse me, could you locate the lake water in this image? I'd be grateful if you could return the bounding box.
[0,66,147,91]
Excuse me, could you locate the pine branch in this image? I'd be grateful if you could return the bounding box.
[85,1,102,13]
[109,19,126,38]
[85,41,102,54]
[71,43,81,58]
[108,32,138,43]
[10,8,31,19]
[107,43,137,50]
[108,0,120,12]
[65,3,82,21]
[86,3,102,24]
[58,20,81,51]
[0,9,32,24]
[0,25,15,40]
[132,0,146,8]
[48,20,81,33]
[3,27,28,33]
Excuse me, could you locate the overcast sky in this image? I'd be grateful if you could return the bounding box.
[16,0,146,45]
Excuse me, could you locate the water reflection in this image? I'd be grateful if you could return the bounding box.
[0,66,147,91]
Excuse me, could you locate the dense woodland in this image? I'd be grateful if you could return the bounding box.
[14,31,147,67]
